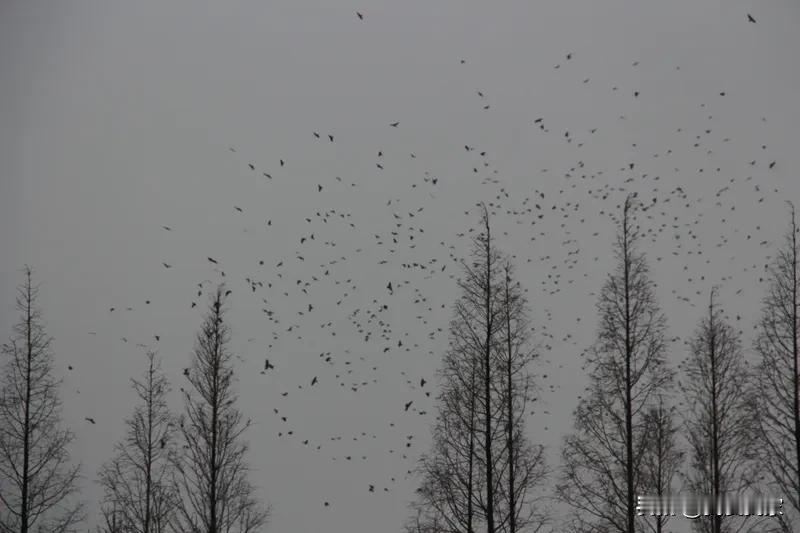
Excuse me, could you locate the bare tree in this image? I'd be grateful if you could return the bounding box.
[409,207,550,533]
[557,196,672,533]
[681,288,756,533]
[751,202,800,531]
[496,262,549,533]
[0,266,85,533]
[97,350,178,533]
[172,286,270,533]
[471,203,503,533]
[639,394,682,533]
[409,204,515,533]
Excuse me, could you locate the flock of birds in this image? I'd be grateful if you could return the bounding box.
[59,7,786,520]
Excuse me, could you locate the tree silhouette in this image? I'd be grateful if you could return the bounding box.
[496,262,549,533]
[172,286,270,533]
[408,206,548,533]
[751,202,800,532]
[0,266,85,533]
[97,350,178,533]
[558,196,672,533]
[681,288,757,533]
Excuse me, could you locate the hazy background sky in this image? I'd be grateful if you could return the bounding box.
[2,1,800,532]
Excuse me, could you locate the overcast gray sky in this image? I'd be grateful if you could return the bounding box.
[2,1,800,532]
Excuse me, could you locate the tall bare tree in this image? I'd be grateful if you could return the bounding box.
[752,202,800,531]
[408,210,494,532]
[557,195,672,533]
[97,350,178,533]
[681,288,756,533]
[639,394,682,533]
[408,207,549,533]
[0,266,85,533]
[473,203,502,533]
[496,262,549,533]
[172,286,270,533]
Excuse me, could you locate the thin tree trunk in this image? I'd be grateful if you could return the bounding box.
[483,208,496,533]
[791,209,800,513]
[144,359,155,533]
[20,276,33,533]
[623,199,635,533]
[504,267,516,533]
[709,291,721,533]
[209,304,221,533]
[468,360,476,533]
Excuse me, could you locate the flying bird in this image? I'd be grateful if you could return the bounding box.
[85,417,96,424]
[390,122,399,127]
[264,359,274,371]
[747,13,756,23]
[356,12,363,20]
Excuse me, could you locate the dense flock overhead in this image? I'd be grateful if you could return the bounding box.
[2,4,798,533]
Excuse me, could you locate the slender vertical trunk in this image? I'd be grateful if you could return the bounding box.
[505,271,516,533]
[791,210,800,513]
[144,360,154,533]
[623,201,635,533]
[467,360,476,533]
[483,211,495,533]
[20,275,33,533]
[209,304,221,533]
[655,414,664,533]
[709,291,721,533]
[467,357,476,533]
